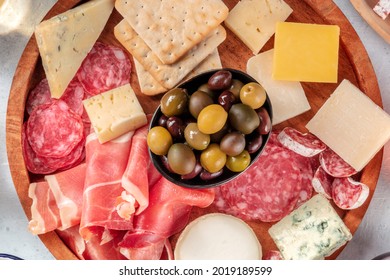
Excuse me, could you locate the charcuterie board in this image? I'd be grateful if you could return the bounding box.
[6,0,383,260]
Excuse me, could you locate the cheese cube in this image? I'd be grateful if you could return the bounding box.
[306,79,390,171]
[224,0,292,54]
[247,49,310,124]
[269,194,352,260]
[35,0,114,98]
[273,22,340,83]
[83,84,147,143]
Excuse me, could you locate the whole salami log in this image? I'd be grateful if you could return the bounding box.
[77,42,131,96]
[320,148,357,178]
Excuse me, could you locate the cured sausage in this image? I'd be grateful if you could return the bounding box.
[320,148,357,178]
[277,127,327,157]
[332,177,369,210]
[312,166,334,199]
[77,42,131,96]
[26,79,52,115]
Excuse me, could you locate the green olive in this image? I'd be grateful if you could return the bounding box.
[160,88,189,117]
[239,82,266,109]
[226,150,251,172]
[197,104,228,134]
[197,84,215,98]
[147,126,173,155]
[200,143,226,173]
[229,103,260,134]
[220,132,246,156]
[189,90,214,118]
[229,79,244,99]
[167,143,196,175]
[184,123,210,150]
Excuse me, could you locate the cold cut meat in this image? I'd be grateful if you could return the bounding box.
[277,127,327,157]
[320,148,357,178]
[26,78,52,115]
[312,166,334,199]
[27,100,84,158]
[77,42,131,96]
[332,177,369,210]
[263,250,283,260]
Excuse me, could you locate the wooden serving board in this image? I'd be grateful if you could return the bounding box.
[6,0,383,260]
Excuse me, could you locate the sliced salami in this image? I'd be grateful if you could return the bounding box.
[277,127,327,157]
[60,78,86,116]
[320,148,357,178]
[263,250,283,260]
[27,100,84,158]
[26,79,52,115]
[215,132,313,222]
[312,166,333,199]
[77,42,131,96]
[332,177,369,210]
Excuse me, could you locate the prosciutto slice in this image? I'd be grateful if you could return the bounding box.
[28,163,86,234]
[80,131,134,240]
[119,177,215,260]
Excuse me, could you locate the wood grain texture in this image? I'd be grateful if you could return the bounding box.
[6,0,382,260]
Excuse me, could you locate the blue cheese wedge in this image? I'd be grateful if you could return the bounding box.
[269,194,352,260]
[35,0,114,98]
[83,84,147,143]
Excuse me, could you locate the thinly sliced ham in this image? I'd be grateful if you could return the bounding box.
[119,177,215,260]
[80,131,134,240]
[28,163,86,234]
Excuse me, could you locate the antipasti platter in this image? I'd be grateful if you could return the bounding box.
[5,0,388,260]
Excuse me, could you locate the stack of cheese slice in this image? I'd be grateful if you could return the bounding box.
[114,0,229,96]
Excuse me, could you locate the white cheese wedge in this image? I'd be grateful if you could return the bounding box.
[174,213,262,260]
[83,84,147,144]
[269,194,352,260]
[224,0,292,54]
[247,49,310,124]
[306,79,390,171]
[35,0,114,98]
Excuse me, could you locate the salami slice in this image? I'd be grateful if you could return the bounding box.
[27,100,84,158]
[320,148,357,178]
[263,250,283,260]
[77,42,131,96]
[277,127,327,157]
[216,132,313,222]
[26,79,52,115]
[332,177,369,210]
[60,78,86,116]
[312,166,333,199]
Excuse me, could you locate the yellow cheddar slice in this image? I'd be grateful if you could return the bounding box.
[35,0,114,98]
[273,22,340,83]
[306,79,390,171]
[224,0,292,54]
[83,84,147,144]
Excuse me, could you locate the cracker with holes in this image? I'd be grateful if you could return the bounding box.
[114,19,226,89]
[134,49,222,96]
[115,0,228,64]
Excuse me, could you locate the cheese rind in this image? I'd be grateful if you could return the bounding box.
[273,22,340,83]
[269,194,352,260]
[247,49,310,124]
[306,79,390,171]
[83,84,147,143]
[35,0,114,98]
[224,0,292,54]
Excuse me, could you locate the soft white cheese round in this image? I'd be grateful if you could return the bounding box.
[174,213,262,260]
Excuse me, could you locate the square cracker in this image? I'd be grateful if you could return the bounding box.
[135,49,222,96]
[114,19,226,89]
[115,0,228,64]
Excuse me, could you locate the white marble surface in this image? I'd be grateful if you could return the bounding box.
[0,0,389,260]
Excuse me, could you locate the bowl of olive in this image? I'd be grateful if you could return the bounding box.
[147,68,273,189]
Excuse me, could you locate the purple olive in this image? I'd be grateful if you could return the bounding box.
[158,114,169,127]
[160,155,174,173]
[246,133,263,154]
[256,107,271,135]
[166,116,185,140]
[200,168,223,181]
[208,70,232,90]
[218,90,236,112]
[181,161,203,180]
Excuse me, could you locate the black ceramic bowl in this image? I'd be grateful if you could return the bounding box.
[149,68,273,189]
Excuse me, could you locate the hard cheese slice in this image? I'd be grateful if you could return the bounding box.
[35,0,114,98]
[247,49,310,125]
[83,84,147,144]
[269,194,352,260]
[306,79,390,171]
[273,22,340,83]
[225,0,292,54]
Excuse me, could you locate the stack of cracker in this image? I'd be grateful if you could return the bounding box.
[114,0,228,96]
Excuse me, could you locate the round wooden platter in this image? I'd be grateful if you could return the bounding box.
[6,0,383,260]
